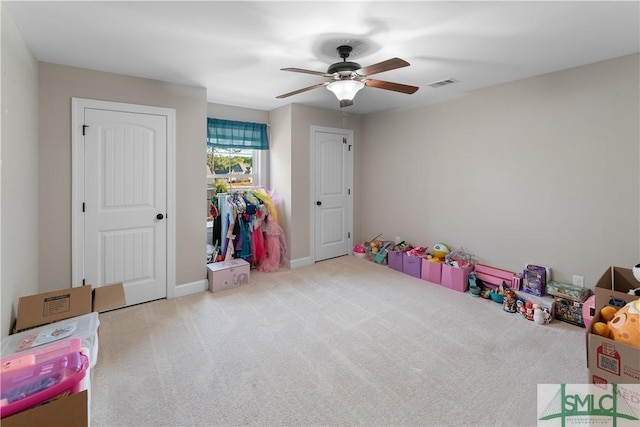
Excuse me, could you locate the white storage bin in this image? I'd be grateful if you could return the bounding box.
[1,312,100,369]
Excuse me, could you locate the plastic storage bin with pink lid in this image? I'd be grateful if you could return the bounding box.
[1,312,99,369]
[1,338,82,375]
[0,344,89,418]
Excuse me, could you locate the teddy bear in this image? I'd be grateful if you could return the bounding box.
[608,298,640,349]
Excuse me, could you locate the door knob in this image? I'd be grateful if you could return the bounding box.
[156,213,164,220]
[316,201,322,206]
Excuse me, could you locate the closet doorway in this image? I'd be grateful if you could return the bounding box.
[71,98,176,306]
[310,126,353,262]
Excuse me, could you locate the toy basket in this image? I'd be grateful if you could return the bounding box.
[364,240,391,264]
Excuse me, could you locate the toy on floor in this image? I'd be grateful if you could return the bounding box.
[582,295,596,328]
[468,272,482,297]
[431,243,449,262]
[502,287,517,313]
[633,263,640,282]
[608,299,640,349]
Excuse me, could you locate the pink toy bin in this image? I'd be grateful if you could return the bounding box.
[441,264,473,292]
[1,338,82,375]
[0,347,88,419]
[421,259,443,284]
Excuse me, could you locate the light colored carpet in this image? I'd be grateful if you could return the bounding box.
[90,256,587,426]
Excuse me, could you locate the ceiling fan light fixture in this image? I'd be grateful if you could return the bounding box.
[327,80,365,104]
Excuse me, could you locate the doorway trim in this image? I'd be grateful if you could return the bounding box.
[71,98,177,298]
[309,125,354,263]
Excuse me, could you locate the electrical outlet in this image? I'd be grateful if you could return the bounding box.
[573,275,584,287]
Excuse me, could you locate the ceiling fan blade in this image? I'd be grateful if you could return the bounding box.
[276,82,328,99]
[356,58,410,76]
[364,79,419,94]
[281,67,333,77]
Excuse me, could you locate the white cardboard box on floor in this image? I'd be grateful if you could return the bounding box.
[207,259,250,293]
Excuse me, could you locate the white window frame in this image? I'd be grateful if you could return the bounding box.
[207,148,268,191]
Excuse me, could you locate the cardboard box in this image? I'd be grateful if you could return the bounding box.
[402,253,422,278]
[547,281,591,303]
[421,259,442,284]
[553,296,585,327]
[586,266,640,384]
[2,389,88,427]
[522,264,547,296]
[14,283,125,333]
[207,259,250,293]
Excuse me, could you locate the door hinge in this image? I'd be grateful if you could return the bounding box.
[82,202,85,212]
[82,278,86,286]
[348,188,351,195]
[342,137,347,144]
[348,232,351,239]
[82,124,89,136]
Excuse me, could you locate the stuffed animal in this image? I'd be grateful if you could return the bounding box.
[608,298,640,349]
[633,263,640,282]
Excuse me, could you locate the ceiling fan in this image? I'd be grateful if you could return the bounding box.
[276,45,419,108]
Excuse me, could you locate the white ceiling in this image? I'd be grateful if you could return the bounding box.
[4,1,640,115]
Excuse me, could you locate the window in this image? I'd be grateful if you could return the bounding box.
[207,118,269,219]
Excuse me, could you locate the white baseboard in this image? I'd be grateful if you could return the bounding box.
[290,257,313,269]
[173,279,207,298]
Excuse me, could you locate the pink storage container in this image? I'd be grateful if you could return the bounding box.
[387,249,403,272]
[0,349,88,418]
[402,253,422,278]
[441,264,473,292]
[1,339,82,375]
[421,259,442,284]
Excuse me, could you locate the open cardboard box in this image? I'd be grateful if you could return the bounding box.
[14,283,125,333]
[2,389,88,427]
[586,266,640,384]
[4,284,125,425]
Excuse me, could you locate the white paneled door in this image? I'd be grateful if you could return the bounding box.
[81,107,167,305]
[312,127,353,262]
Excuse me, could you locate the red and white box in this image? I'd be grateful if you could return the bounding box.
[586,266,640,385]
[207,259,250,293]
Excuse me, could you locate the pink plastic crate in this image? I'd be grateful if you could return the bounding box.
[1,339,82,375]
[402,253,422,278]
[0,350,88,418]
[421,259,442,284]
[441,264,473,292]
[387,249,403,272]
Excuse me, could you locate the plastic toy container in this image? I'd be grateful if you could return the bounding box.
[0,349,89,418]
[1,312,99,369]
[1,338,82,375]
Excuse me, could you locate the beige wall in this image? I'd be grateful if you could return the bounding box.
[208,103,269,124]
[1,6,40,337]
[267,105,293,261]
[359,53,640,288]
[38,63,207,293]
[208,102,364,265]
[289,105,363,263]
